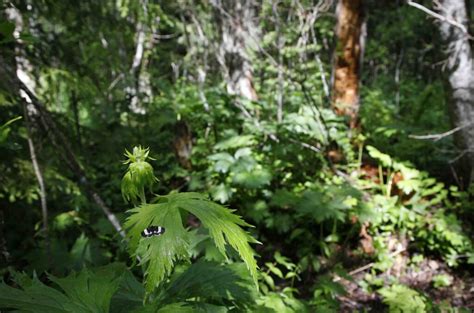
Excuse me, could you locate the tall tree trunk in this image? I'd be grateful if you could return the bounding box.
[436,0,474,186]
[213,0,259,101]
[332,0,365,129]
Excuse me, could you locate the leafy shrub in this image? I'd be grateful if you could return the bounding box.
[378,284,426,313]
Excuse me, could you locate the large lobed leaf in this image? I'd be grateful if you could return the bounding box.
[49,263,125,313]
[124,192,258,291]
[161,260,256,306]
[0,263,126,313]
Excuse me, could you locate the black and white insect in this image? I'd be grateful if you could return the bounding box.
[141,226,166,238]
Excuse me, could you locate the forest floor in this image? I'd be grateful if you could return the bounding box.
[337,253,474,311]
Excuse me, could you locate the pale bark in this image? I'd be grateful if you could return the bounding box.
[213,0,259,101]
[436,0,474,185]
[332,0,365,129]
[128,0,154,114]
[25,115,48,235]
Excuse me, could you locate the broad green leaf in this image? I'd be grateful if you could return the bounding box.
[110,270,145,313]
[214,135,256,150]
[49,263,126,313]
[0,279,75,313]
[153,302,228,313]
[181,193,259,285]
[125,200,189,292]
[210,183,233,203]
[124,192,258,291]
[208,152,235,173]
[232,169,272,189]
[367,145,392,167]
[161,261,256,306]
[0,264,126,313]
[157,303,197,313]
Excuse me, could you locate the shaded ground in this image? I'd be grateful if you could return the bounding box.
[337,253,474,311]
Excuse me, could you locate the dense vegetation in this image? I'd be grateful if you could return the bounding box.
[1,0,473,312]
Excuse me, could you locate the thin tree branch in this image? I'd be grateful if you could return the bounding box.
[24,110,48,236]
[288,138,322,153]
[408,122,474,141]
[18,81,126,239]
[406,0,473,39]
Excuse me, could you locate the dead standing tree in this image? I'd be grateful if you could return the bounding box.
[331,0,365,129]
[212,0,259,102]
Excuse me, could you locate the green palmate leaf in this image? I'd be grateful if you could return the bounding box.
[49,263,125,313]
[156,303,197,313]
[0,263,126,313]
[0,278,74,313]
[110,270,146,313]
[161,261,256,306]
[214,135,256,150]
[148,302,228,313]
[126,200,189,292]
[124,192,258,291]
[178,194,259,284]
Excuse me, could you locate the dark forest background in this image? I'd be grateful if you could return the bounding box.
[0,0,473,311]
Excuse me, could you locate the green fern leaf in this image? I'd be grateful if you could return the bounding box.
[124,192,258,291]
[378,284,426,313]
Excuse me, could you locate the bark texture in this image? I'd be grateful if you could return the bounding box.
[437,0,474,185]
[213,0,259,101]
[332,0,364,128]
[173,121,193,170]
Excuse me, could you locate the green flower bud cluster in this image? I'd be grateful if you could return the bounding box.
[121,146,157,204]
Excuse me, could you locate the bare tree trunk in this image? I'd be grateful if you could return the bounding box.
[332,0,365,129]
[273,0,284,123]
[436,0,474,186]
[128,0,154,114]
[213,0,259,101]
[173,121,193,170]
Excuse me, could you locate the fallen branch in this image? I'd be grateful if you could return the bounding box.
[333,248,406,282]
